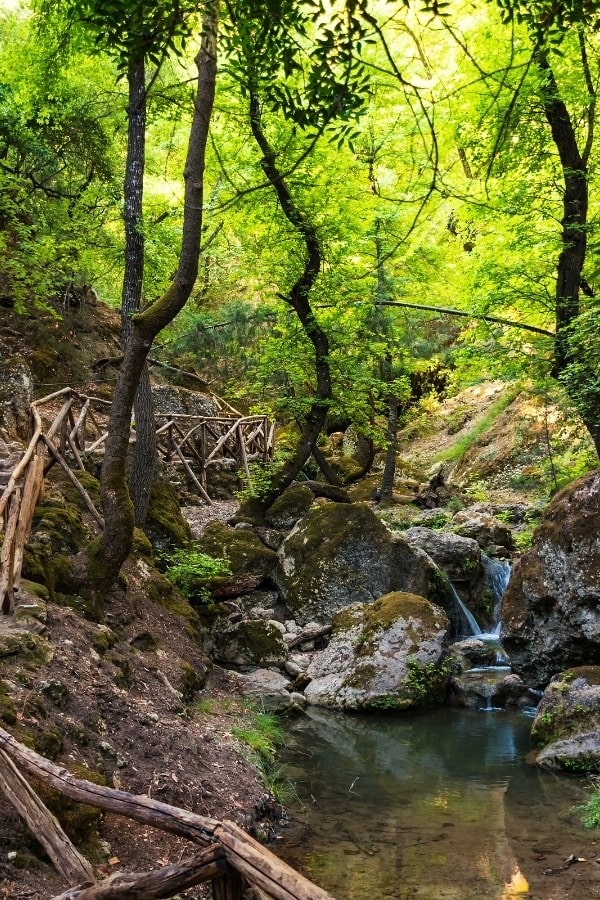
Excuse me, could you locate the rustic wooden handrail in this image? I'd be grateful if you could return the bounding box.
[0,726,334,900]
[0,387,273,613]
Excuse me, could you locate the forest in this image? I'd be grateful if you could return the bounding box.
[0,1,600,899]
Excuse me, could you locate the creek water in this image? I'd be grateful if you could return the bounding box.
[277,706,597,899]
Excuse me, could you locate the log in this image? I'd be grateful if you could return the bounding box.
[286,624,332,649]
[51,845,225,899]
[31,386,73,407]
[12,443,45,588]
[0,726,219,845]
[69,399,91,454]
[211,864,244,900]
[46,397,75,442]
[302,481,351,503]
[216,821,335,900]
[0,409,43,521]
[0,749,95,886]
[0,489,21,614]
[174,444,214,506]
[41,437,104,528]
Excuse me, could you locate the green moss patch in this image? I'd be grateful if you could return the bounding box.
[197,522,277,578]
[146,478,192,551]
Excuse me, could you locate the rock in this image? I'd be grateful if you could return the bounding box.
[212,618,287,667]
[276,503,452,626]
[450,638,497,669]
[196,521,278,579]
[265,484,314,531]
[531,667,600,746]
[502,470,600,687]
[493,673,533,709]
[303,592,450,711]
[0,357,32,440]
[451,504,514,552]
[236,669,294,713]
[403,528,481,584]
[536,730,600,773]
[151,384,218,418]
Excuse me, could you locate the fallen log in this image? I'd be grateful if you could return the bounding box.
[51,845,226,899]
[302,481,351,503]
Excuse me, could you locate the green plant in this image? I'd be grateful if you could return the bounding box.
[575,778,600,827]
[163,549,231,604]
[435,385,521,465]
[235,462,274,504]
[232,711,285,764]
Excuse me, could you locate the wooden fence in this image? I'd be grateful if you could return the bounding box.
[0,387,274,615]
[0,726,333,900]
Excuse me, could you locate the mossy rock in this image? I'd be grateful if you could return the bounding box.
[32,498,87,553]
[196,522,278,579]
[0,632,53,668]
[179,660,208,701]
[55,470,101,513]
[145,568,204,646]
[265,484,314,531]
[0,681,17,725]
[132,528,153,560]
[532,666,600,747]
[145,478,192,552]
[90,625,119,654]
[305,592,450,712]
[33,725,63,760]
[212,618,287,666]
[129,631,159,652]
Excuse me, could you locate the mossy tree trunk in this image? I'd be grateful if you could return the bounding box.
[248,91,332,501]
[121,53,156,526]
[94,4,219,589]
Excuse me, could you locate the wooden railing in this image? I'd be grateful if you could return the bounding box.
[0,726,334,899]
[0,387,274,614]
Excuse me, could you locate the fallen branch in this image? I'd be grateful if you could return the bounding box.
[377,300,555,337]
[51,845,225,899]
[286,624,332,650]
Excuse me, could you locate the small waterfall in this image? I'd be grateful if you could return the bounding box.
[450,583,481,636]
[481,555,511,635]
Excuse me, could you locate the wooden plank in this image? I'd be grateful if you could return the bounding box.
[216,821,335,900]
[84,431,108,455]
[0,408,43,522]
[0,749,95,886]
[12,444,45,588]
[51,846,225,899]
[41,437,104,528]
[0,489,20,614]
[174,445,214,507]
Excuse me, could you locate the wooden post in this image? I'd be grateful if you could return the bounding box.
[236,424,251,481]
[12,444,45,589]
[0,489,21,614]
[212,865,245,900]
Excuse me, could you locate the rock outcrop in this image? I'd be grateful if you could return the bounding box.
[0,356,32,440]
[275,503,451,626]
[531,667,600,772]
[403,527,481,584]
[502,470,600,687]
[303,592,450,711]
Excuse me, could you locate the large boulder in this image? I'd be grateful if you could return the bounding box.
[502,470,600,687]
[151,384,218,417]
[275,503,451,626]
[451,504,514,554]
[265,484,314,531]
[531,667,600,748]
[403,527,481,584]
[196,522,278,580]
[304,592,450,711]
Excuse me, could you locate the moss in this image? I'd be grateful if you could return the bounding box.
[0,633,53,668]
[132,527,153,560]
[236,620,286,662]
[197,522,277,578]
[363,592,444,637]
[90,626,118,655]
[40,680,69,708]
[55,470,101,513]
[18,579,49,602]
[332,605,363,634]
[106,654,133,688]
[0,681,17,725]
[54,591,104,623]
[179,661,206,702]
[265,484,313,529]
[33,725,63,760]
[32,498,87,553]
[145,569,204,645]
[146,478,192,551]
[36,778,105,861]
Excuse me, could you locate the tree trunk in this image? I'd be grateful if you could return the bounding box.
[96,4,219,588]
[379,394,399,504]
[121,55,156,526]
[248,92,330,500]
[535,49,588,373]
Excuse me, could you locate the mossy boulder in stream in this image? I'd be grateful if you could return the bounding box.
[304,592,450,711]
[531,667,600,772]
[275,503,452,626]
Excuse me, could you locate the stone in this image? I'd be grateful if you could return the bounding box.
[275,503,453,626]
[536,730,600,773]
[265,484,314,531]
[196,521,278,579]
[211,618,287,667]
[303,592,450,712]
[151,384,218,418]
[0,357,32,440]
[531,667,600,746]
[451,504,514,552]
[236,669,294,713]
[450,638,497,669]
[403,527,481,584]
[502,470,600,687]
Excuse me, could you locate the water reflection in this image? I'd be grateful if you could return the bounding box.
[278,708,593,900]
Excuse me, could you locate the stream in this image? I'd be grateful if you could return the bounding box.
[277,707,598,899]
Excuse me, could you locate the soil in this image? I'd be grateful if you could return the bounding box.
[0,552,278,899]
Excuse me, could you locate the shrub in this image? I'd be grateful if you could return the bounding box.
[164,549,231,604]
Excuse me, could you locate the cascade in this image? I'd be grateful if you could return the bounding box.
[449,582,482,636]
[481,554,511,634]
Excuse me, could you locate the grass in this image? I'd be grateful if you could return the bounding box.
[434,384,521,464]
[232,707,298,805]
[575,778,600,828]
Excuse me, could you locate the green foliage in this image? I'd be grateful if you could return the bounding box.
[232,711,285,764]
[575,778,600,827]
[163,549,231,603]
[560,309,600,444]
